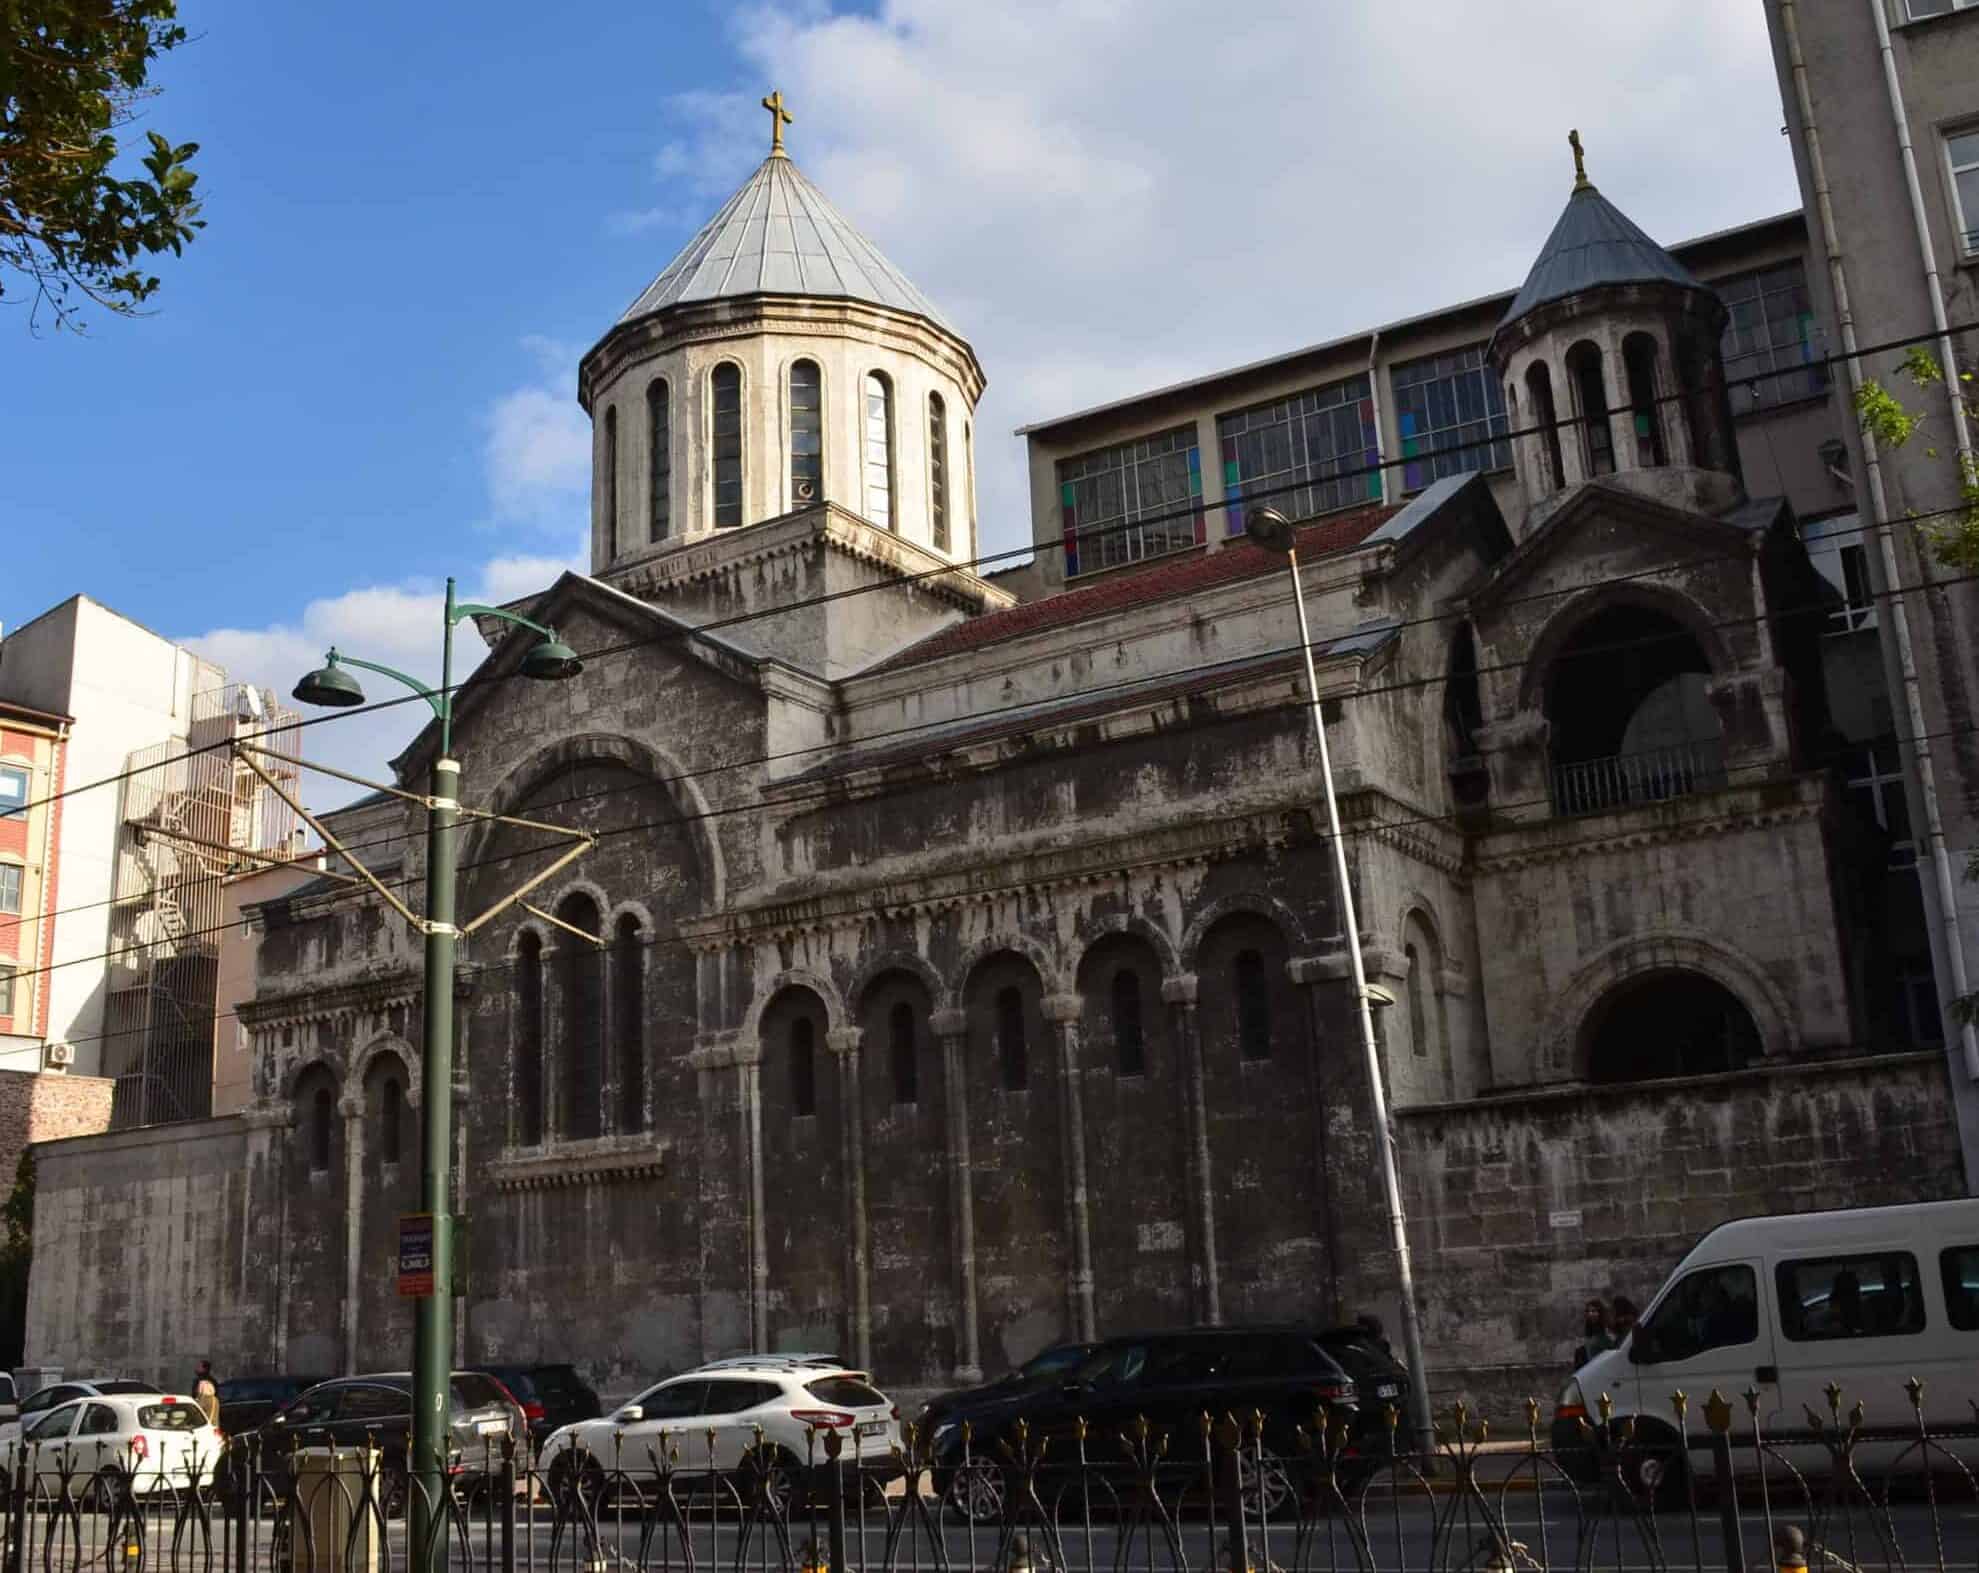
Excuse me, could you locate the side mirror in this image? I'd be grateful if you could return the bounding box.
[614,1406,644,1424]
[1626,1331,1655,1366]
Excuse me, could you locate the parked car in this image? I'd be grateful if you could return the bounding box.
[0,1393,220,1498]
[537,1361,900,1500]
[214,1376,326,1436]
[225,1371,525,1513]
[1553,1197,1979,1502]
[1311,1325,1410,1413]
[2,1380,158,1442]
[917,1341,1099,1437]
[466,1364,601,1446]
[925,1326,1371,1522]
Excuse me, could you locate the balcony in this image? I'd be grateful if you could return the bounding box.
[1551,740,1727,818]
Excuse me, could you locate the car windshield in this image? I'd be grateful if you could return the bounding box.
[138,1404,203,1431]
[1019,1346,1088,1380]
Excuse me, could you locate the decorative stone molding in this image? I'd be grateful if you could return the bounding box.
[1040,993,1082,1026]
[1159,974,1199,1006]
[928,1008,967,1040]
[688,1033,752,1072]
[826,1027,863,1057]
[1474,779,1825,873]
[488,1139,670,1193]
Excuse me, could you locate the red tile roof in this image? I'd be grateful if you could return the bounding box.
[870,502,1398,673]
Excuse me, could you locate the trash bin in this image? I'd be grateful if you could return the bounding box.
[289,1448,379,1573]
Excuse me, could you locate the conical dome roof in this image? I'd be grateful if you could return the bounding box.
[618,153,957,336]
[1496,182,1705,332]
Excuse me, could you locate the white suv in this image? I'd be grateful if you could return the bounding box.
[538,1361,900,1493]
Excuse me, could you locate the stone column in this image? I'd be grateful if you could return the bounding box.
[1162,974,1220,1325]
[828,1025,872,1372]
[1043,993,1097,1343]
[930,1008,981,1383]
[244,1104,292,1371]
[737,1042,768,1354]
[686,1031,748,1362]
[339,1092,363,1376]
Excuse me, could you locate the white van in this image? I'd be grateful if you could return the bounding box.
[1557,1197,1979,1497]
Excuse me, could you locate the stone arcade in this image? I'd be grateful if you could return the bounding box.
[27,129,1965,1406]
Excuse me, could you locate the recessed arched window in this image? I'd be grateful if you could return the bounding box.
[1405,944,1428,1059]
[647,380,672,542]
[380,1076,402,1165]
[890,1001,917,1105]
[928,393,950,552]
[863,371,894,530]
[790,1016,817,1118]
[1566,341,1614,478]
[996,987,1027,1091]
[1524,361,1565,493]
[613,914,643,1133]
[558,893,604,1140]
[790,359,823,505]
[517,931,544,1145]
[1235,949,1272,1061]
[1110,968,1145,1076]
[1622,333,1668,468]
[604,405,622,555]
[309,1086,333,1173]
[712,363,744,528]
[964,419,976,556]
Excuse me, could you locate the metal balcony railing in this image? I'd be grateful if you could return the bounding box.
[1552,739,1726,817]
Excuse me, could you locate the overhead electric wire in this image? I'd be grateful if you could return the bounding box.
[11,311,1978,832]
[16,495,1979,954]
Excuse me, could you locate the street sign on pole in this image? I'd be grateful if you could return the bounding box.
[398,1212,435,1298]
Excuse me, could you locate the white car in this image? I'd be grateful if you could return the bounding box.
[0,1379,157,1442]
[538,1362,900,1492]
[0,1392,222,1498]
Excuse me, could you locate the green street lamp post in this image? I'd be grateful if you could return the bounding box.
[293,578,580,1571]
[1246,506,1435,1459]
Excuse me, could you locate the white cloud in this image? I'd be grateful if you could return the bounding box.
[183,544,586,812]
[635,0,1799,560]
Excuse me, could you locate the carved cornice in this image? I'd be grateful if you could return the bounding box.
[486,1139,669,1193]
[1473,780,1826,873]
[239,971,423,1030]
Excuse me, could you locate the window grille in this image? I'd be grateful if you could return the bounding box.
[1057,424,1202,576]
[1391,344,1511,492]
[648,381,672,541]
[1719,261,1827,412]
[1216,376,1380,534]
[712,365,744,528]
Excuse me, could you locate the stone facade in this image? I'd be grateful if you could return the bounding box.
[22,142,1972,1403]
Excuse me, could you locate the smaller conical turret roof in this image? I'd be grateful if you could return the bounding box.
[1496,175,1704,333]
[618,152,956,336]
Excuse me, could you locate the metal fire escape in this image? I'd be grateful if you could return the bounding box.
[104,687,302,1128]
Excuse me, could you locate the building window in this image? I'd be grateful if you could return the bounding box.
[1524,362,1565,494]
[379,1076,402,1165]
[1848,739,1917,869]
[790,1016,817,1118]
[1057,424,1202,577]
[1776,1252,1925,1341]
[1719,262,1827,412]
[790,360,823,506]
[1234,949,1272,1060]
[889,1001,917,1105]
[1949,128,1979,258]
[1110,968,1145,1076]
[1566,341,1615,477]
[1906,0,1979,19]
[863,371,895,530]
[964,419,977,558]
[1802,513,1875,634]
[1898,964,1943,1046]
[1216,376,1381,534]
[613,914,644,1132]
[604,406,621,556]
[1405,944,1428,1059]
[648,380,672,542]
[1622,333,1668,467]
[929,392,950,552]
[1391,345,1512,493]
[309,1087,333,1173]
[558,894,604,1140]
[996,987,1027,1091]
[0,765,26,820]
[516,932,544,1145]
[0,965,14,1021]
[0,862,20,916]
[712,364,744,528]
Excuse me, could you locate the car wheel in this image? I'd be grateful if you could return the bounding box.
[379,1460,409,1520]
[943,1458,1004,1525]
[1237,1445,1294,1520]
[83,1466,133,1517]
[1615,1424,1687,1510]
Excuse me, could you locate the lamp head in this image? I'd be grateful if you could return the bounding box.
[292,653,366,709]
[520,632,582,682]
[1246,506,1297,555]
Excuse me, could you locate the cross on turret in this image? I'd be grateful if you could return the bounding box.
[762,90,793,157]
[1569,128,1591,191]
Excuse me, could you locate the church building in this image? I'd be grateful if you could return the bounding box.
[26,108,1964,1412]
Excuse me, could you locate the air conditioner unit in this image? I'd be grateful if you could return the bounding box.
[42,1041,73,1071]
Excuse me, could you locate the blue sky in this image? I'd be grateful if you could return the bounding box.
[3,0,1803,798]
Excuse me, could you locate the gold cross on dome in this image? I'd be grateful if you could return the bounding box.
[1569,128,1591,191]
[762,90,793,157]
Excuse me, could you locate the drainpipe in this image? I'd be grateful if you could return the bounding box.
[1778,0,1979,1097]
[1869,0,1978,476]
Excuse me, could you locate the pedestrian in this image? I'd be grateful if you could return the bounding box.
[1611,1296,1640,1344]
[1574,1298,1613,1366]
[191,1360,220,1427]
[1353,1312,1395,1359]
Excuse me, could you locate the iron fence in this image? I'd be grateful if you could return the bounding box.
[3,1382,1975,1573]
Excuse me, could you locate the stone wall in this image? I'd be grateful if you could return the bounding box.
[1396,1051,1963,1417]
[0,1070,112,1188]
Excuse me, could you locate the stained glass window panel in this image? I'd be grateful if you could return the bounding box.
[1056,423,1201,575]
[1390,345,1511,493]
[1216,375,1381,534]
